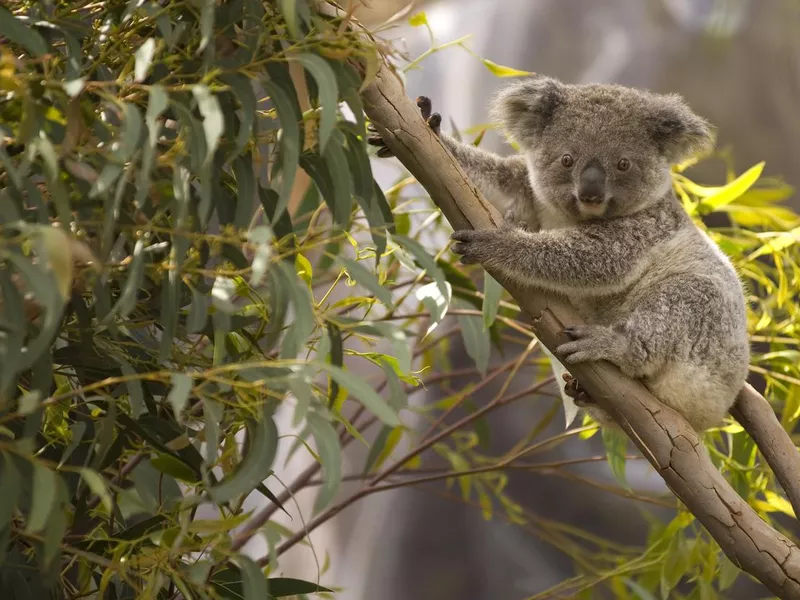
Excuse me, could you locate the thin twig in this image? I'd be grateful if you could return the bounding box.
[262,379,554,563]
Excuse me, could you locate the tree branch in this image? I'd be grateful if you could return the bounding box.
[361,63,800,598]
[733,384,800,518]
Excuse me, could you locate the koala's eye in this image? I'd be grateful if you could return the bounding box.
[561,154,574,168]
[617,158,631,171]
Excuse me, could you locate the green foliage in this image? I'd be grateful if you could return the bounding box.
[0,2,799,599]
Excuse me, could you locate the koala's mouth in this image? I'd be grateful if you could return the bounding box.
[571,194,611,218]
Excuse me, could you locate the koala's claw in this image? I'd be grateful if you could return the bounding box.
[561,373,594,407]
[427,113,443,137]
[556,325,615,365]
[369,96,442,158]
[416,97,443,136]
[416,96,432,119]
[450,229,488,265]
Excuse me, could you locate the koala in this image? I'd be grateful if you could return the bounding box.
[369,76,750,432]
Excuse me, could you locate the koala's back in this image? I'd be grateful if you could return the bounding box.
[574,217,750,430]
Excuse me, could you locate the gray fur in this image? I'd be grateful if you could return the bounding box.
[439,136,539,229]
[449,75,749,432]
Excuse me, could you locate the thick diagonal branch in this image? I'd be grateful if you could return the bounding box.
[361,64,800,598]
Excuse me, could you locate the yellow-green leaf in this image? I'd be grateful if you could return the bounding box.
[481,59,534,78]
[696,162,765,212]
[408,12,428,27]
[80,468,113,512]
[295,253,313,285]
[747,226,800,261]
[38,226,74,301]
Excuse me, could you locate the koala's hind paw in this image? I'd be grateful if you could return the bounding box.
[561,373,593,407]
[367,96,441,158]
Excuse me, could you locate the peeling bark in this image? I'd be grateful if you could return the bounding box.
[361,63,800,598]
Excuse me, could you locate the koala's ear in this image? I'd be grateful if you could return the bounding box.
[647,95,715,162]
[489,75,566,145]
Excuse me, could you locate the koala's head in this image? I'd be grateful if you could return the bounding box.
[490,75,714,221]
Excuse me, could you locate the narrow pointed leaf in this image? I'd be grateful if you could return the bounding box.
[263,79,301,220]
[307,412,341,513]
[482,271,502,328]
[292,53,338,151]
[0,6,48,56]
[80,468,113,512]
[192,84,224,165]
[25,464,57,534]
[239,556,269,600]
[134,38,156,82]
[168,373,193,423]
[336,256,393,306]
[313,363,400,427]
[208,409,278,504]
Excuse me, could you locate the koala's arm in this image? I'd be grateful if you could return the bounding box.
[438,134,537,223]
[451,203,681,296]
[368,96,538,227]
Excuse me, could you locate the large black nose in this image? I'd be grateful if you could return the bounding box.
[578,164,606,204]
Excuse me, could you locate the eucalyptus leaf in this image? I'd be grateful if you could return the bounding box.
[134,85,169,207]
[263,78,301,221]
[58,421,87,468]
[187,286,210,334]
[273,261,315,359]
[292,53,338,152]
[313,363,400,427]
[134,38,156,82]
[239,556,269,600]
[0,453,22,532]
[208,408,278,504]
[482,271,503,328]
[457,300,489,377]
[192,84,224,166]
[233,152,256,229]
[168,373,193,423]
[394,234,450,301]
[307,412,341,513]
[336,255,393,307]
[112,355,147,419]
[197,0,215,54]
[0,6,48,56]
[171,98,208,172]
[6,252,66,371]
[221,74,257,161]
[602,427,629,489]
[79,468,113,512]
[25,464,57,534]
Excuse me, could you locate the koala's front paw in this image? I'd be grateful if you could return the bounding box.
[450,229,494,265]
[556,325,619,365]
[367,96,442,158]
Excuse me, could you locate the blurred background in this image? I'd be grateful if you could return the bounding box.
[267,1,800,598]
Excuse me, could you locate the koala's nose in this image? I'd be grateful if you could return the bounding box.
[578,164,606,204]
